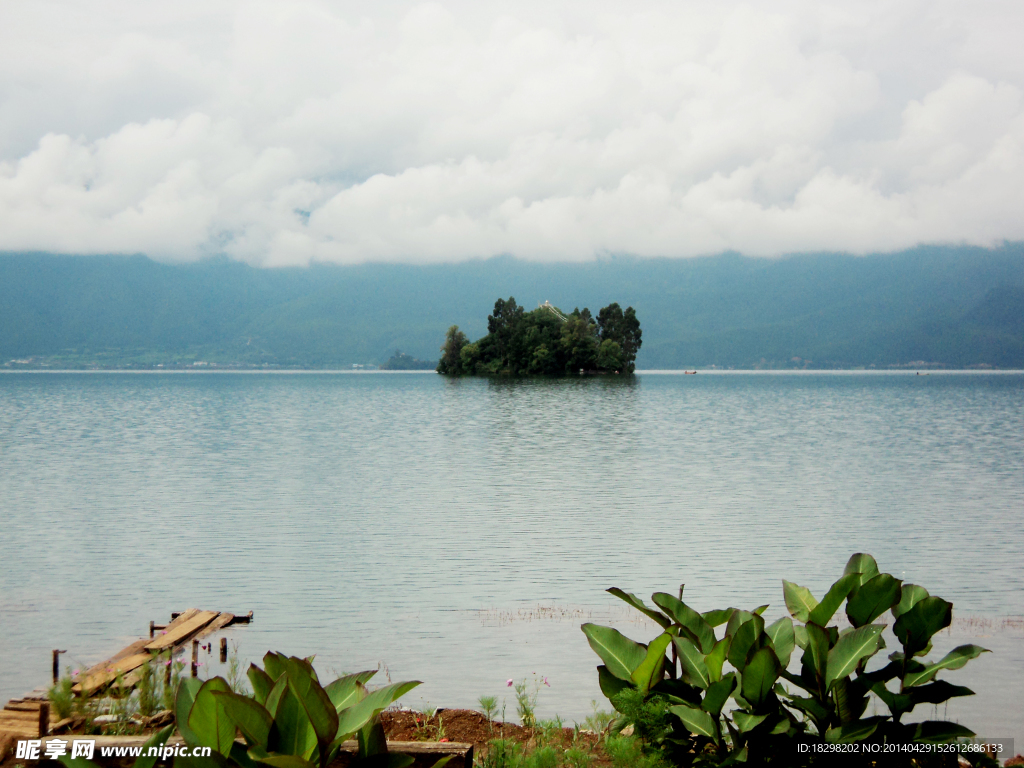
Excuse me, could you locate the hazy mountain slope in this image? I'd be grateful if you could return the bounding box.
[1,245,1022,368]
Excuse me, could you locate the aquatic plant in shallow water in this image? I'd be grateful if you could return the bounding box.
[582,553,995,766]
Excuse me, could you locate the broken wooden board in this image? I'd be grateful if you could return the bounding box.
[73,653,154,694]
[144,611,218,652]
[193,613,234,641]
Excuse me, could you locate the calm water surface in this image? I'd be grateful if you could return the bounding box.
[1,372,1021,740]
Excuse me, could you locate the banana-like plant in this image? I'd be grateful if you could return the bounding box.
[583,554,995,767]
[174,652,426,768]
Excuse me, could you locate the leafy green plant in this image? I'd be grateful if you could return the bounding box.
[161,653,186,712]
[582,554,996,766]
[174,651,421,768]
[136,657,160,718]
[477,696,497,729]
[48,670,76,720]
[59,723,175,768]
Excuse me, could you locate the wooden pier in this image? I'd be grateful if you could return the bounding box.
[0,609,251,742]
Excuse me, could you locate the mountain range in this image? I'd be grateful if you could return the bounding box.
[2,244,1022,369]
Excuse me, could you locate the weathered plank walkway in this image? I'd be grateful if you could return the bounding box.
[0,609,251,741]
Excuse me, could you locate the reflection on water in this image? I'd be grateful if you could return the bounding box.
[0,371,1021,739]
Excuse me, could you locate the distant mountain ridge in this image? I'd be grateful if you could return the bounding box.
[1,245,1022,369]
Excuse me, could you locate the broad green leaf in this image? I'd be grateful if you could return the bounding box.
[672,636,710,689]
[725,610,763,639]
[358,717,388,758]
[808,574,860,626]
[702,609,734,628]
[871,681,911,717]
[335,680,421,739]
[825,717,887,743]
[843,554,880,584]
[832,677,868,724]
[727,619,763,672]
[581,624,647,681]
[133,723,176,768]
[324,670,376,712]
[740,647,781,709]
[631,632,672,695]
[268,685,317,759]
[281,657,340,746]
[782,581,819,623]
[733,712,767,733]
[669,704,718,740]
[607,588,671,629]
[892,584,929,620]
[249,664,276,706]
[792,624,808,651]
[752,604,769,616]
[597,665,631,701]
[705,637,730,683]
[904,681,975,708]
[653,593,717,653]
[58,755,101,768]
[230,742,267,768]
[264,675,289,718]
[263,653,288,682]
[803,622,830,683]
[187,677,236,757]
[825,625,884,689]
[784,695,829,723]
[893,597,952,656]
[255,755,316,768]
[765,617,795,668]
[846,574,902,628]
[175,677,204,746]
[903,644,990,687]
[213,690,273,748]
[701,674,736,716]
[912,721,976,743]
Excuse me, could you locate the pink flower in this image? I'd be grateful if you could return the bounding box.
[506,679,513,687]
[542,677,550,687]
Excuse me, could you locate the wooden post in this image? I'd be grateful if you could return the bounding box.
[38,702,50,737]
[171,612,181,620]
[219,638,227,663]
[191,640,199,677]
[165,655,172,687]
[52,650,66,685]
[149,620,155,638]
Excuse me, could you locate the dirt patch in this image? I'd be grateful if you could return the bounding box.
[380,709,611,765]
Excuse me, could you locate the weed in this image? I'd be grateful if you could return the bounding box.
[582,701,614,734]
[478,739,522,768]
[225,642,247,694]
[562,747,594,768]
[47,671,76,720]
[511,673,548,729]
[136,657,159,717]
[478,694,499,727]
[604,735,669,768]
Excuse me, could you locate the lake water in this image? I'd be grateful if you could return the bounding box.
[1,371,1021,743]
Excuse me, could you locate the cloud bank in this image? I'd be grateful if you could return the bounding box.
[1,0,1023,265]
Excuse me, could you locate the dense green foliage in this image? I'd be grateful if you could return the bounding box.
[379,350,436,370]
[583,554,995,766]
[171,652,423,768]
[1,245,1023,368]
[437,298,642,375]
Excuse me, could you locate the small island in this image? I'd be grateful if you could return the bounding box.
[437,297,641,376]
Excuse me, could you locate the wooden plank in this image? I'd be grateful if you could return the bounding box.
[193,613,234,641]
[145,611,218,651]
[73,653,154,694]
[4,702,42,712]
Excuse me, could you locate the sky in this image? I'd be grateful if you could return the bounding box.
[1,0,1023,266]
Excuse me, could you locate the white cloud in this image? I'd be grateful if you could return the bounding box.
[1,0,1023,265]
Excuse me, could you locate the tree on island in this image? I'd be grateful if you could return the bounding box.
[437,297,642,376]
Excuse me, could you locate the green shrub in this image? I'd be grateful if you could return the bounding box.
[583,553,997,767]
